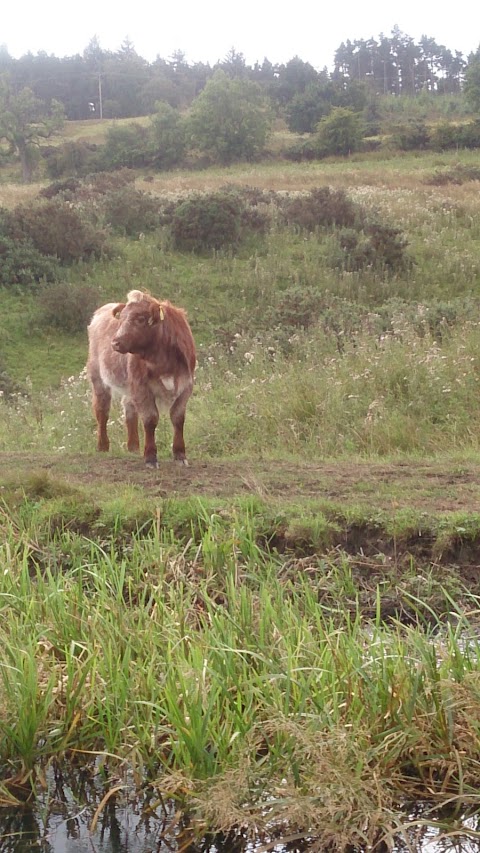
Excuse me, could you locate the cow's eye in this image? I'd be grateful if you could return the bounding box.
[136,315,147,325]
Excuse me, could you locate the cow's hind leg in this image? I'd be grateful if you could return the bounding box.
[169,387,192,465]
[123,398,140,452]
[91,378,111,452]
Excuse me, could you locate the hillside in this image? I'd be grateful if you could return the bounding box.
[3,131,480,849]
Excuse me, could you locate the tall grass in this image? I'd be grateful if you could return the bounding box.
[1,506,480,845]
[2,316,480,459]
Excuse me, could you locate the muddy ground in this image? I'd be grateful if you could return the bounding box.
[1,452,480,514]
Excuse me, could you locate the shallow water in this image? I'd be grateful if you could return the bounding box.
[2,764,480,852]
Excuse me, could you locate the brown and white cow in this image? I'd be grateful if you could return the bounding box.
[87,290,196,468]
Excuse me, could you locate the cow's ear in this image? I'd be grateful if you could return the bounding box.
[148,303,163,326]
[112,303,126,318]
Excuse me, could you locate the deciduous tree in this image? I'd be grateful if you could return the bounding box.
[0,77,64,181]
[188,70,272,163]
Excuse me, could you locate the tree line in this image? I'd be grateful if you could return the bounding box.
[0,28,477,122]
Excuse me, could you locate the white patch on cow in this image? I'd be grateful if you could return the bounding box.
[127,290,145,303]
[99,362,126,398]
[160,375,175,391]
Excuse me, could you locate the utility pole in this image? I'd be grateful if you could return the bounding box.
[98,72,103,119]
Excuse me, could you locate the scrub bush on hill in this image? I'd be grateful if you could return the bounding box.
[39,170,134,204]
[39,177,83,199]
[170,190,269,253]
[284,138,320,162]
[150,101,187,170]
[333,224,411,273]
[280,187,359,231]
[423,163,480,185]
[431,120,480,150]
[102,186,162,236]
[0,235,59,286]
[0,355,23,398]
[37,282,100,333]
[3,199,108,263]
[314,107,364,157]
[100,123,152,170]
[43,140,100,179]
[392,120,431,150]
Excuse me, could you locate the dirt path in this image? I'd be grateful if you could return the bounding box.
[1,452,480,514]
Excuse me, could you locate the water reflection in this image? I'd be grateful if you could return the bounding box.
[2,765,480,852]
[0,761,271,852]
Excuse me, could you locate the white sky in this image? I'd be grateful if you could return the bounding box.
[2,0,479,68]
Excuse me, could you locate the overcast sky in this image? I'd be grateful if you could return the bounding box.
[2,0,479,68]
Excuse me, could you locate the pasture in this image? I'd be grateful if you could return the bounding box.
[2,137,480,849]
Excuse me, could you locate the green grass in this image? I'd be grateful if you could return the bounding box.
[1,491,480,844]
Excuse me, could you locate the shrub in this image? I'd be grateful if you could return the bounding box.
[423,164,480,185]
[431,121,480,151]
[43,140,100,179]
[103,187,161,236]
[281,187,359,232]
[332,223,411,273]
[39,178,83,199]
[37,282,100,333]
[85,169,136,195]
[430,123,461,151]
[3,199,108,263]
[267,285,326,329]
[150,102,187,170]
[459,121,480,148]
[100,123,151,170]
[284,138,320,162]
[170,191,250,253]
[0,235,59,286]
[392,120,430,150]
[314,108,364,157]
[0,356,24,399]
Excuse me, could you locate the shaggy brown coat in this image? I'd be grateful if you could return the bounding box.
[87,290,196,467]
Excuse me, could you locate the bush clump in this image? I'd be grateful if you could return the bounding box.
[102,187,162,236]
[392,120,431,151]
[100,123,151,170]
[37,282,100,333]
[281,187,359,232]
[0,235,60,286]
[3,199,108,263]
[333,223,411,273]
[43,140,100,179]
[423,164,480,186]
[39,178,83,199]
[284,138,320,162]
[431,120,480,151]
[170,190,260,253]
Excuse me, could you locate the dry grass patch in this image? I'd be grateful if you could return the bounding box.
[0,183,45,209]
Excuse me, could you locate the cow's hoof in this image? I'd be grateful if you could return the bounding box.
[175,457,189,467]
[145,460,158,469]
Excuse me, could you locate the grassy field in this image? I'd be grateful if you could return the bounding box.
[2,131,480,848]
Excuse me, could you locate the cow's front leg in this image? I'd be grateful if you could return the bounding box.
[134,391,159,467]
[123,399,140,452]
[142,416,159,467]
[140,407,159,469]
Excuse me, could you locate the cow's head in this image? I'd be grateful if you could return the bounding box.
[111,291,164,355]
